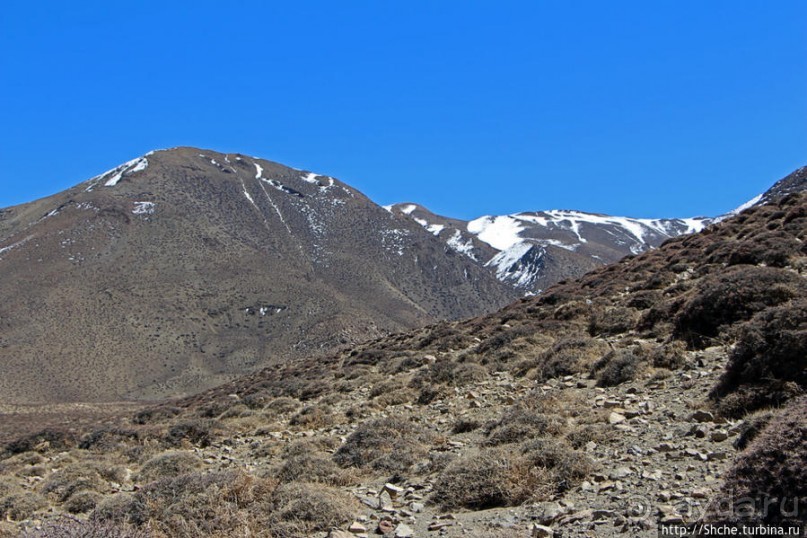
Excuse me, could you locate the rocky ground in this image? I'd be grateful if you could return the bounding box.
[2,193,804,538]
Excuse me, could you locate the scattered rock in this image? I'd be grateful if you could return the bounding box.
[608,412,626,424]
[531,523,554,537]
[395,523,414,537]
[691,410,715,423]
[377,519,395,534]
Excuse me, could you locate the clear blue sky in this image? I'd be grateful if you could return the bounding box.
[1,1,805,219]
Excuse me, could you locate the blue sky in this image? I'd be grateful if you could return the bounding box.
[1,1,805,219]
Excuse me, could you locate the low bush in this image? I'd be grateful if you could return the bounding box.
[592,347,645,387]
[525,336,608,382]
[0,490,47,521]
[4,429,77,457]
[674,266,805,348]
[288,406,334,430]
[484,407,565,446]
[164,420,213,448]
[588,306,638,336]
[41,463,106,503]
[25,516,150,537]
[136,452,202,483]
[268,482,357,537]
[709,397,807,526]
[333,417,434,474]
[712,299,807,416]
[432,437,592,510]
[276,451,354,487]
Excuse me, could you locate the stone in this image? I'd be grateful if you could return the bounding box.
[395,523,414,537]
[608,412,626,424]
[328,530,354,538]
[592,509,616,520]
[377,519,395,534]
[348,522,367,533]
[531,523,554,537]
[609,467,633,480]
[691,410,715,423]
[710,430,729,442]
[384,483,405,498]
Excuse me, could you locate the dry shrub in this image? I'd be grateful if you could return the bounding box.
[592,347,646,387]
[25,516,150,537]
[651,341,688,370]
[136,452,202,483]
[276,450,354,487]
[79,428,140,451]
[4,429,77,457]
[588,306,639,336]
[484,407,565,446]
[431,448,546,510]
[41,463,106,503]
[432,438,592,510]
[411,360,488,388]
[704,231,802,268]
[373,387,416,409]
[731,408,777,451]
[288,405,334,430]
[566,423,613,449]
[96,471,278,536]
[63,490,101,514]
[451,418,482,434]
[132,406,181,425]
[712,299,807,416]
[709,397,807,526]
[674,266,805,348]
[0,490,47,521]
[164,419,213,448]
[519,437,594,493]
[268,482,357,538]
[333,417,434,474]
[264,397,301,415]
[525,336,608,382]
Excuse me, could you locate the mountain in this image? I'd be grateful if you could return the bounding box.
[387,202,711,292]
[1,181,804,537]
[729,165,807,214]
[389,166,807,294]
[0,148,518,403]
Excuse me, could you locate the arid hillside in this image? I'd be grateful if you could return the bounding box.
[0,148,517,403]
[0,188,804,536]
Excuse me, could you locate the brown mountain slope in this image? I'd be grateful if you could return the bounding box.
[0,180,804,537]
[0,148,517,403]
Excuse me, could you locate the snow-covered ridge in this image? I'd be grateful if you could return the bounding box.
[467,210,709,252]
[729,194,763,216]
[91,157,149,188]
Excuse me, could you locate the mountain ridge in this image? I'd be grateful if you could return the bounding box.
[0,147,518,403]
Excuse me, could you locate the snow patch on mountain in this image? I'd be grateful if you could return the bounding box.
[486,242,544,288]
[133,202,156,216]
[467,215,525,251]
[446,230,477,260]
[91,157,149,187]
[730,194,763,215]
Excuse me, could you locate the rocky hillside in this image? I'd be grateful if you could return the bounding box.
[0,148,517,403]
[390,166,807,294]
[388,202,710,293]
[1,189,804,537]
